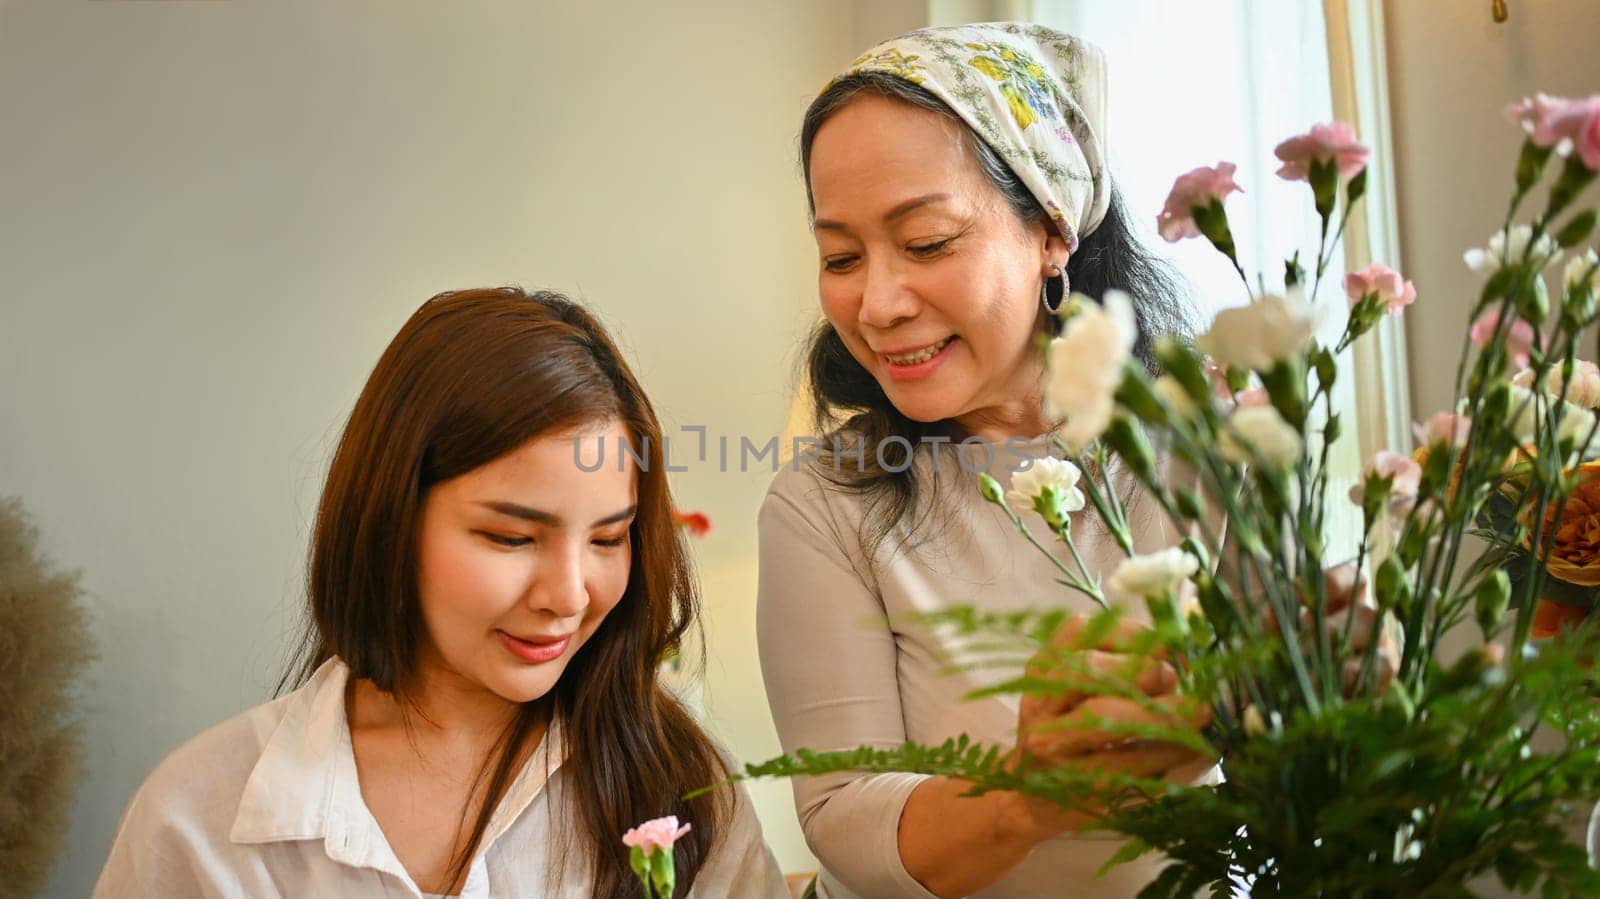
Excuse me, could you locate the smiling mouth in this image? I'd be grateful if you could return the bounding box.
[497,630,573,664]
[882,336,955,366]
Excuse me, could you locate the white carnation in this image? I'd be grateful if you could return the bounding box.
[1563,248,1600,292]
[1195,291,1320,373]
[1220,405,1304,467]
[1006,457,1086,515]
[1109,547,1200,600]
[1463,224,1560,275]
[1549,360,1600,409]
[1045,290,1137,451]
[1153,374,1200,417]
[1506,383,1598,449]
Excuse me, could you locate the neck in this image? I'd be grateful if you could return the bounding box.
[952,347,1057,443]
[349,656,527,747]
[954,391,1054,445]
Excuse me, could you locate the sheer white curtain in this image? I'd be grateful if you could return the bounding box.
[1015,0,1370,554]
[1028,0,1343,318]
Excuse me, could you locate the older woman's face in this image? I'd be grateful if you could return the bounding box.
[808,94,1069,438]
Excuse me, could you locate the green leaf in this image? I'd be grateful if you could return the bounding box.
[1096,836,1154,876]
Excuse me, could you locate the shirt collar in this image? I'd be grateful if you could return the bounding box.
[229,657,567,868]
[230,657,354,847]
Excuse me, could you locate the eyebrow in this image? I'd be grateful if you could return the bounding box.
[813,192,953,232]
[478,501,637,528]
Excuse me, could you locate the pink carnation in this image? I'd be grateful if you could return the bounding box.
[1505,93,1600,170]
[1274,122,1371,182]
[1343,262,1417,314]
[1233,387,1271,409]
[1469,311,1538,368]
[623,816,692,854]
[1348,450,1422,513]
[1157,162,1243,243]
[1412,412,1471,447]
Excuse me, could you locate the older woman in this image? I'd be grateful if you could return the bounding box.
[757,23,1208,899]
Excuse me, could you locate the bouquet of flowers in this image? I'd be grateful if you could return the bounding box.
[1472,356,1600,641]
[746,93,1600,896]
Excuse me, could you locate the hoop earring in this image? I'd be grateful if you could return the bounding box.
[1041,264,1068,314]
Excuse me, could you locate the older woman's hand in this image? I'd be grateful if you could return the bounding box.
[1266,563,1401,696]
[1011,615,1213,788]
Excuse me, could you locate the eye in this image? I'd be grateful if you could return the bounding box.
[480,532,532,547]
[592,533,630,548]
[908,239,951,258]
[822,254,860,273]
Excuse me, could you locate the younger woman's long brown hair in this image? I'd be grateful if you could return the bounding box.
[283,287,726,896]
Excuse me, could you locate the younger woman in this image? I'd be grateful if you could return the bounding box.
[96,287,787,897]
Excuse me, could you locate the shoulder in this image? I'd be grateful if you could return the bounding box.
[94,694,297,896]
[121,695,291,833]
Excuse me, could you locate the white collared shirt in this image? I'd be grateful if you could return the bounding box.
[93,659,788,898]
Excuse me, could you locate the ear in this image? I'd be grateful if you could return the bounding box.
[1032,216,1073,276]
[1043,217,1068,271]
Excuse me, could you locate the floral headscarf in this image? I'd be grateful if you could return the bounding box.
[832,22,1109,250]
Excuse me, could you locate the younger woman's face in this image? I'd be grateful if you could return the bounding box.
[808,94,1071,439]
[414,419,637,705]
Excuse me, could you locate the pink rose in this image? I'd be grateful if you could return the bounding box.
[623,816,692,854]
[1412,412,1471,447]
[1274,122,1371,182]
[1157,162,1243,242]
[1505,93,1600,169]
[1343,262,1417,314]
[1469,311,1538,368]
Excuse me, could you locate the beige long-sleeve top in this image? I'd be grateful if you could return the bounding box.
[758,436,1203,898]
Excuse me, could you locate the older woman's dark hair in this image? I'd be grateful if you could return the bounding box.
[799,72,1192,550]
[284,287,726,896]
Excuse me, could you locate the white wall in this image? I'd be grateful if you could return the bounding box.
[1385,0,1600,419]
[0,1,858,893]
[1383,4,1600,892]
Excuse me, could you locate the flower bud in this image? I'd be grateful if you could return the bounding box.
[1115,371,1168,425]
[1105,416,1158,483]
[1375,555,1412,614]
[1176,489,1207,522]
[1155,337,1212,404]
[1555,209,1598,248]
[979,473,1005,505]
[1475,570,1511,636]
[1514,137,1554,194]
[1243,705,1267,739]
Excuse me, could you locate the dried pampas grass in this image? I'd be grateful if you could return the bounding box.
[0,498,92,899]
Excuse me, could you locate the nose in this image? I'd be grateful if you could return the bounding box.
[857,254,919,332]
[526,539,588,620]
